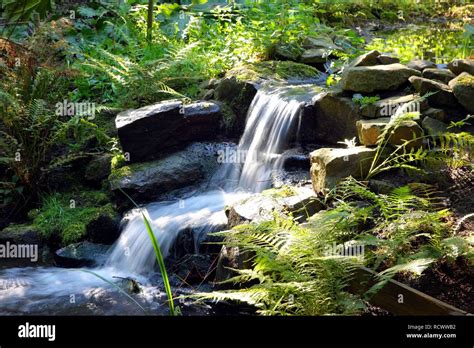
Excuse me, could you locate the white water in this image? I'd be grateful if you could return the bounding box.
[0,85,311,314]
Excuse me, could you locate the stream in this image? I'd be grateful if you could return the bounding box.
[0,83,323,315]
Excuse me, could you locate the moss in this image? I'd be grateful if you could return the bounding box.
[262,185,298,198]
[32,190,116,245]
[228,61,321,82]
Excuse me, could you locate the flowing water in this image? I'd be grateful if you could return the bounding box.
[0,84,320,315]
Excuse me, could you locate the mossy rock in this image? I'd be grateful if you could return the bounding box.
[32,190,119,246]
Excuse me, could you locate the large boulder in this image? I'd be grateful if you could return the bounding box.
[116,100,221,163]
[109,143,220,206]
[340,64,421,93]
[310,147,376,192]
[311,92,361,144]
[448,59,474,76]
[408,76,458,108]
[448,72,474,113]
[356,118,423,148]
[422,68,456,84]
[360,94,428,118]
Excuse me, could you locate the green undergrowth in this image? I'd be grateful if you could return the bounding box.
[30,189,116,245]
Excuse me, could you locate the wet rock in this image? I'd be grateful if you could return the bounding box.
[448,72,474,113]
[407,59,437,71]
[422,68,456,84]
[409,76,458,108]
[422,117,448,136]
[283,154,310,171]
[312,92,361,144]
[360,94,428,118]
[356,118,423,148]
[169,254,214,285]
[109,143,219,206]
[422,108,448,122]
[0,224,41,245]
[116,100,221,163]
[84,154,112,185]
[86,212,121,244]
[447,59,474,76]
[310,147,376,192]
[340,63,421,93]
[349,50,381,67]
[54,241,110,268]
[214,77,258,138]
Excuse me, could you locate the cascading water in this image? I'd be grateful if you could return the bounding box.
[0,83,320,314]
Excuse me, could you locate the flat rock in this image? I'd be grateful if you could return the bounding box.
[116,100,221,163]
[448,59,474,76]
[448,72,474,113]
[54,241,110,268]
[310,147,376,192]
[303,35,341,50]
[422,108,448,122]
[340,63,421,93]
[407,59,437,71]
[109,143,220,206]
[422,68,456,84]
[408,76,458,108]
[360,94,428,118]
[299,48,329,64]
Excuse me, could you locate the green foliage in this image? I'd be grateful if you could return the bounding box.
[32,190,115,245]
[352,94,380,107]
[195,215,366,315]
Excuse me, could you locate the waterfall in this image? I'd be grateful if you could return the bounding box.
[106,86,307,274]
[0,84,316,314]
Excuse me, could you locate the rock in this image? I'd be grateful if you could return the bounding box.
[360,94,428,118]
[310,147,376,192]
[356,118,423,148]
[274,44,300,61]
[407,59,437,71]
[84,154,112,185]
[299,48,329,64]
[447,59,474,76]
[116,100,221,163]
[408,76,458,108]
[448,72,474,113]
[422,68,456,84]
[226,186,321,228]
[168,254,214,285]
[340,64,421,93]
[349,50,381,67]
[54,241,110,268]
[312,92,361,144]
[422,108,448,122]
[0,224,42,245]
[369,179,396,194]
[303,35,340,50]
[422,116,448,136]
[215,245,253,286]
[109,143,219,206]
[283,154,310,171]
[214,77,257,137]
[86,212,120,244]
[377,54,400,65]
